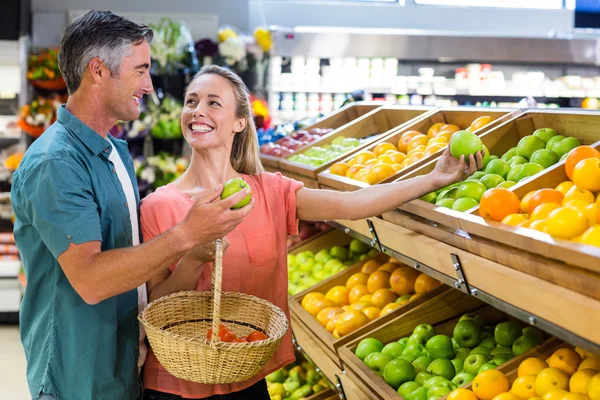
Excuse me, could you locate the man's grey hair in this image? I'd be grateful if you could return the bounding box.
[58,10,154,94]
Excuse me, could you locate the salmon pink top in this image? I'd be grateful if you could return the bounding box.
[140,172,302,398]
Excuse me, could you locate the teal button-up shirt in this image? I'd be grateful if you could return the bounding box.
[12,105,142,400]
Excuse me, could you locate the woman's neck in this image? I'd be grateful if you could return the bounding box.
[175,147,241,191]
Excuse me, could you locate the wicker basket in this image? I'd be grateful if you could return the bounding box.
[138,239,289,384]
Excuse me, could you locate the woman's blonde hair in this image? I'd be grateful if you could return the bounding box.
[186,65,264,175]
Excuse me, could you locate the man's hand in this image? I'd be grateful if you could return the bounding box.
[177,184,254,249]
[182,237,230,266]
[430,144,485,189]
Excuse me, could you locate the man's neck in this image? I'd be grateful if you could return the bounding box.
[65,94,115,138]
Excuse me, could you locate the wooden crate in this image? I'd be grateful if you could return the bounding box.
[317,108,519,192]
[261,101,386,168]
[339,303,557,400]
[456,139,600,275]
[394,109,600,230]
[278,105,436,179]
[289,256,455,369]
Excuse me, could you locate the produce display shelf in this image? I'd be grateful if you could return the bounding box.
[326,216,600,355]
[317,107,520,192]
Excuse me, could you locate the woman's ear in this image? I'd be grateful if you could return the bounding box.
[235,116,247,134]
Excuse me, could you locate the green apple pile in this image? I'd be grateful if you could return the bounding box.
[421,128,581,211]
[288,239,378,295]
[287,136,364,167]
[354,313,547,400]
[266,361,329,400]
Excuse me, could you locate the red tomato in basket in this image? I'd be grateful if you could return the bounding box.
[246,331,269,342]
[206,324,237,341]
[233,338,248,343]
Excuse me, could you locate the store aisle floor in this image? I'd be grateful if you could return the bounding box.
[0,325,29,398]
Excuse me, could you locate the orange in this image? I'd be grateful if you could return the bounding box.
[570,369,597,394]
[580,225,600,247]
[448,388,479,400]
[565,146,600,180]
[535,368,570,396]
[428,136,449,147]
[407,153,425,165]
[555,181,576,195]
[325,286,351,307]
[370,288,398,309]
[335,309,370,337]
[530,203,561,221]
[521,191,537,213]
[428,123,446,138]
[361,259,382,275]
[305,297,336,317]
[378,262,400,273]
[350,301,376,311]
[353,169,370,183]
[529,220,547,232]
[566,202,597,227]
[389,257,401,263]
[528,189,565,214]
[587,203,598,226]
[398,130,424,153]
[414,273,442,293]
[408,145,427,157]
[393,164,403,172]
[374,142,399,156]
[473,370,510,400]
[435,131,454,141]
[359,294,373,303]
[407,135,430,153]
[349,285,371,304]
[410,293,422,301]
[502,213,529,226]
[512,374,537,398]
[519,358,550,377]
[470,116,493,132]
[347,158,355,167]
[573,158,600,192]
[575,346,595,361]
[480,188,522,222]
[546,207,589,240]
[326,312,343,333]
[316,307,344,327]
[440,124,461,134]
[364,159,378,168]
[390,266,420,295]
[380,302,402,317]
[330,162,350,176]
[389,152,407,165]
[518,220,532,228]
[562,393,591,400]
[362,306,381,321]
[345,164,365,179]
[579,356,600,371]
[589,373,600,400]
[353,151,376,165]
[563,186,596,205]
[424,145,446,157]
[346,273,369,290]
[494,393,525,400]
[302,292,326,309]
[367,164,397,184]
[542,390,569,400]
[367,270,392,293]
[376,154,394,165]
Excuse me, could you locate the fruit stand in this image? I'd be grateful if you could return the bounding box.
[267,105,600,400]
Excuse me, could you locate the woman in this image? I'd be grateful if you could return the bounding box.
[140,65,483,400]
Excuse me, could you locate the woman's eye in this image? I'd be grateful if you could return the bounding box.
[209,101,221,107]
[185,99,196,105]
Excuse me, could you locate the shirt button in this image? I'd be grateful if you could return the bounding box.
[112,168,116,174]
[124,202,128,208]
[67,235,72,240]
[104,148,109,153]
[128,238,132,245]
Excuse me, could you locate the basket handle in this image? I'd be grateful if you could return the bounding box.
[210,239,223,347]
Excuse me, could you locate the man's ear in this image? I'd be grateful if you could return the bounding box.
[88,58,107,84]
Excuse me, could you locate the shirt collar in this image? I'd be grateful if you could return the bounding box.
[58,105,112,155]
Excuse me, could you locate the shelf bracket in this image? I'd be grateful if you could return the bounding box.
[366,219,384,252]
[336,374,348,400]
[451,253,471,295]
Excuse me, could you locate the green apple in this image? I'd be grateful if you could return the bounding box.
[479,336,496,349]
[413,356,434,374]
[421,192,438,204]
[313,269,328,281]
[299,258,316,273]
[383,358,417,389]
[403,344,429,360]
[501,147,517,163]
[512,334,543,356]
[469,346,492,356]
[533,128,558,143]
[452,197,479,212]
[314,249,331,263]
[342,137,360,147]
[523,327,545,343]
[453,320,481,348]
[221,178,252,209]
[416,372,435,386]
[552,137,581,158]
[516,162,545,182]
[436,198,456,209]
[560,152,569,161]
[267,369,286,383]
[283,379,301,394]
[306,369,320,385]
[426,335,455,360]
[491,355,511,366]
[438,187,459,200]
[494,321,522,347]
[400,354,419,362]
[509,156,528,168]
[456,181,487,202]
[463,354,491,376]
[399,338,410,347]
[450,130,484,159]
[330,245,349,262]
[452,338,460,351]
[365,352,393,377]
[454,348,471,361]
[355,338,384,360]
[480,174,505,190]
[478,363,497,373]
[349,239,369,254]
[530,149,559,168]
[424,376,450,390]
[399,382,423,398]
[428,382,458,400]
[459,314,485,330]
[295,251,314,264]
[382,342,406,359]
[287,254,297,267]
[473,171,487,179]
[490,346,513,357]
[497,181,516,189]
[451,358,464,373]
[409,332,432,347]
[414,324,436,340]
[516,136,545,160]
[452,372,475,386]
[485,159,511,179]
[405,387,428,400]
[506,164,524,182]
[481,145,491,169]
[545,134,565,150]
[427,358,456,380]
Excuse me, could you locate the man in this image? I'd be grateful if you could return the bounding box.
[11,10,253,400]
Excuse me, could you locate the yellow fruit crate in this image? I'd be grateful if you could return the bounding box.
[317,108,519,192]
[278,105,436,180]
